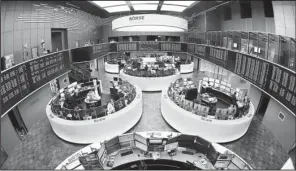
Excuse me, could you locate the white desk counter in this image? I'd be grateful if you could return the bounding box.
[104,62,119,74]
[55,131,252,170]
[119,70,181,92]
[46,85,143,144]
[161,87,255,143]
[180,62,194,74]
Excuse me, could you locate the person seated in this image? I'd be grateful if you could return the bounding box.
[86,91,101,102]
[73,106,81,120]
[107,100,115,115]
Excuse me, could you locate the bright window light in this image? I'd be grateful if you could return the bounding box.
[163,1,195,6]
[92,1,127,7]
[161,5,187,12]
[130,1,159,4]
[133,4,158,11]
[104,5,130,13]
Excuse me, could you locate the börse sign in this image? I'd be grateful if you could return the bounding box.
[129,16,144,21]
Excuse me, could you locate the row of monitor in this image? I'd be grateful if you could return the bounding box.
[95,133,219,166]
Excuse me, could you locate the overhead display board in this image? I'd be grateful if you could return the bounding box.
[200,46,296,113]
[1,50,70,116]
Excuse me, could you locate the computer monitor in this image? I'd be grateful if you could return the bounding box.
[185,88,198,101]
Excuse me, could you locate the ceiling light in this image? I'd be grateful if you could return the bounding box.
[163,1,195,6]
[133,4,158,11]
[161,5,187,12]
[92,1,127,7]
[104,5,130,13]
[130,1,159,4]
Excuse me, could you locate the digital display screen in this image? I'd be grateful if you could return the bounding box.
[1,51,70,116]
[194,45,295,113]
[117,43,137,51]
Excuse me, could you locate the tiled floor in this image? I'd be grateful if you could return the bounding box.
[1,57,292,169]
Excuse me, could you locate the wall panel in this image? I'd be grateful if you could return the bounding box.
[0,114,21,157]
[263,98,296,151]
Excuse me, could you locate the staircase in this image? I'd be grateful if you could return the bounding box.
[69,64,92,83]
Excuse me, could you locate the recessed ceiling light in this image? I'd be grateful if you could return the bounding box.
[163,1,195,6]
[161,4,187,12]
[130,1,159,4]
[104,5,130,13]
[133,4,158,11]
[92,1,127,8]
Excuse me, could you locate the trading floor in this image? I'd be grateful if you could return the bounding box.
[1,57,290,170]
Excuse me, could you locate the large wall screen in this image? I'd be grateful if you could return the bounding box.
[1,50,70,116]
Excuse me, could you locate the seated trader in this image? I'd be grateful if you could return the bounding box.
[107,100,115,114]
[86,91,101,102]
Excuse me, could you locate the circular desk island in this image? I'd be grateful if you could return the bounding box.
[180,62,194,74]
[161,78,255,143]
[46,79,143,144]
[119,69,181,92]
[104,62,119,74]
[55,131,252,170]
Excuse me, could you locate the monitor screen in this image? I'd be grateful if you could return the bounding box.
[167,135,180,144]
[106,144,121,155]
[119,133,134,143]
[164,142,179,151]
[134,133,147,145]
[105,136,119,148]
[135,141,148,152]
[185,88,198,101]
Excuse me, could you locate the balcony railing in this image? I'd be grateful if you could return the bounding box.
[184,31,296,72]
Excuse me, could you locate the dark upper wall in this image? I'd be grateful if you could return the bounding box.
[186,1,277,34]
[1,1,102,64]
[219,1,275,33]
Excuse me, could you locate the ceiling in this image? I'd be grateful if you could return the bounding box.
[89,1,199,15]
[69,1,225,19]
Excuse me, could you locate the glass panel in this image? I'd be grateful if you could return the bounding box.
[222,31,228,48]
[241,31,248,53]
[289,38,296,71]
[267,34,279,63]
[227,31,233,49]
[207,32,211,45]
[258,33,268,59]
[248,32,258,56]
[212,31,217,46]
[232,31,241,51]
[278,36,290,67]
[216,31,222,47]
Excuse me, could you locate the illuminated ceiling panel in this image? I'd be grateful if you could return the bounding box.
[92,1,127,8]
[133,4,158,11]
[163,1,196,6]
[161,4,187,12]
[130,1,159,4]
[104,5,130,13]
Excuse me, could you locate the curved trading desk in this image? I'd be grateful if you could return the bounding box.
[46,84,143,144]
[104,62,119,74]
[119,70,181,91]
[180,62,194,74]
[161,78,255,143]
[55,131,252,170]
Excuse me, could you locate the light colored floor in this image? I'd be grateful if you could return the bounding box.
[1,57,291,169]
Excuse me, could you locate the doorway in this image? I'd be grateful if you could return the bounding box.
[51,29,68,52]
[7,107,28,141]
[256,92,270,120]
